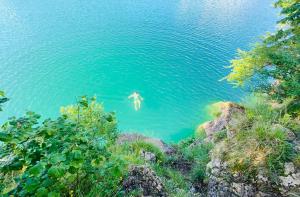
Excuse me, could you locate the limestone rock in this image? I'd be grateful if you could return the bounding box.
[294,140,300,152]
[206,156,281,197]
[140,150,156,162]
[123,165,166,196]
[231,182,256,197]
[280,172,300,188]
[284,162,295,176]
[207,157,232,197]
[279,163,300,195]
[199,102,245,140]
[117,133,174,154]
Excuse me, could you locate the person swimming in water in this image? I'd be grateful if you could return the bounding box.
[128,92,143,111]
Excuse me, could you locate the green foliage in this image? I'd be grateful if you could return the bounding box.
[176,137,213,183]
[293,154,300,168]
[224,0,300,181]
[213,130,227,143]
[243,95,279,122]
[61,96,117,141]
[188,143,213,183]
[226,0,300,103]
[152,164,188,194]
[0,97,126,196]
[223,96,296,181]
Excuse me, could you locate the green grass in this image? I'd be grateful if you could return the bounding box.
[222,95,297,181]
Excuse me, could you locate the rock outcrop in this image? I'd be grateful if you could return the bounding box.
[202,102,300,197]
[279,162,300,196]
[198,102,245,140]
[140,150,156,162]
[123,165,166,196]
[119,102,300,197]
[206,142,300,197]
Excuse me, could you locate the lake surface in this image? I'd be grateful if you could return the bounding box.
[0,0,277,142]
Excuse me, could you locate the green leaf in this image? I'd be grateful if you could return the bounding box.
[41,178,55,188]
[47,166,65,178]
[72,150,82,160]
[79,96,88,107]
[48,191,60,197]
[36,187,49,197]
[0,90,4,97]
[28,163,44,176]
[6,161,23,171]
[68,166,77,174]
[70,159,83,168]
[24,178,39,192]
[0,132,12,142]
[49,153,66,164]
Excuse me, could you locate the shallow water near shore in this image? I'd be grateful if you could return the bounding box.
[0,0,277,142]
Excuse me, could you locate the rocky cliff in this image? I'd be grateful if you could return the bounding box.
[120,102,300,196]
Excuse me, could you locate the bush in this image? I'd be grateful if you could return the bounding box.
[223,96,296,181]
[189,142,214,183]
[175,137,213,183]
[0,97,125,196]
[213,130,227,142]
[152,164,188,194]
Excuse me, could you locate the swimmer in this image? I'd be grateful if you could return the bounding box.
[128,92,143,111]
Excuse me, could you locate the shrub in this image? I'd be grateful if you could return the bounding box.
[176,137,213,183]
[189,142,214,183]
[213,130,227,143]
[223,96,296,181]
[0,97,125,196]
[152,164,188,193]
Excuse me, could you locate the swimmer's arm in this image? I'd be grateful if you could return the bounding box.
[139,96,144,101]
[128,94,134,99]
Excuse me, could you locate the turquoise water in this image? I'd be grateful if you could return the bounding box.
[0,0,277,142]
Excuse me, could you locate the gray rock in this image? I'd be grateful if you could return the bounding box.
[199,102,245,140]
[140,150,156,162]
[207,157,233,197]
[257,170,269,185]
[284,162,295,176]
[280,172,300,188]
[231,182,256,197]
[207,159,300,196]
[294,140,300,152]
[123,165,166,196]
